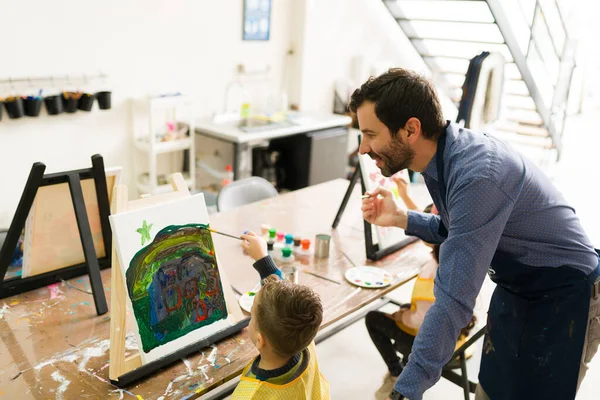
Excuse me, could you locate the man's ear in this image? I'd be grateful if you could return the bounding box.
[405,117,422,143]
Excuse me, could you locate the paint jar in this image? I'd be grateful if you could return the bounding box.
[268,228,277,241]
[295,238,313,257]
[274,246,294,262]
[315,234,331,258]
[284,233,294,249]
[274,231,286,252]
[281,265,298,285]
[260,224,271,239]
[293,236,302,247]
[267,240,275,258]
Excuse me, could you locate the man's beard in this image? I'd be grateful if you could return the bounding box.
[368,137,414,177]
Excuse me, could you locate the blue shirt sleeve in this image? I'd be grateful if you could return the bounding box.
[395,178,515,400]
[406,211,446,244]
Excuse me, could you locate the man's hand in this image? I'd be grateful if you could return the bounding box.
[362,187,408,229]
[241,231,268,261]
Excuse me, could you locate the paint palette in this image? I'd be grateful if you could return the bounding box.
[238,282,262,313]
[344,266,393,288]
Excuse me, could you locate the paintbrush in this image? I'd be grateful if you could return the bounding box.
[303,270,342,285]
[203,227,243,241]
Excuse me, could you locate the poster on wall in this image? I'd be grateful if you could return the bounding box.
[109,194,233,364]
[243,0,271,41]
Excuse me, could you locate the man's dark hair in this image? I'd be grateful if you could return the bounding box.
[349,68,446,140]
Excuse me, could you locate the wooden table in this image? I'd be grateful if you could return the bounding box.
[0,179,429,399]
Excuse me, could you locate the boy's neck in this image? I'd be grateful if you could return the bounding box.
[257,350,292,371]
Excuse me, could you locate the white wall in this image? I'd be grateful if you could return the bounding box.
[294,0,457,117]
[0,0,293,227]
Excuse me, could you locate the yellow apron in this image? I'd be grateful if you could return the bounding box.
[232,343,330,399]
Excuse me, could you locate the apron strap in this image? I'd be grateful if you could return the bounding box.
[436,129,448,237]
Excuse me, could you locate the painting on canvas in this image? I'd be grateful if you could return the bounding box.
[358,150,410,250]
[109,194,233,363]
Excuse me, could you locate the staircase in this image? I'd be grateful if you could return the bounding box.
[382,0,576,162]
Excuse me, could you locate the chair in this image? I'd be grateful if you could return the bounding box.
[441,325,486,399]
[216,176,278,212]
[386,296,486,400]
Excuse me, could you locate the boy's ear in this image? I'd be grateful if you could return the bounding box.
[256,332,266,351]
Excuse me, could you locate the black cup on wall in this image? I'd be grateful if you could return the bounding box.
[62,92,80,113]
[77,93,95,111]
[44,95,64,115]
[24,96,43,117]
[96,91,112,110]
[4,97,25,119]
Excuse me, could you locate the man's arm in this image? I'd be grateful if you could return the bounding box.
[394,178,516,400]
[405,211,446,244]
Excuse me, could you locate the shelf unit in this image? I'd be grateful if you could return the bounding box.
[132,96,196,195]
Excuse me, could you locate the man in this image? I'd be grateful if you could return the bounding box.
[351,68,600,400]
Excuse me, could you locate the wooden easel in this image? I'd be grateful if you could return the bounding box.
[109,173,248,387]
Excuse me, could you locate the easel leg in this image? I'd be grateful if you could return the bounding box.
[0,163,46,289]
[68,174,108,315]
[332,165,361,229]
[91,155,112,263]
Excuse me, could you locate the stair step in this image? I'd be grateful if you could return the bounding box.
[385,0,492,23]
[495,121,549,137]
[490,129,553,149]
[414,43,513,63]
[503,95,537,111]
[402,20,504,43]
[423,56,471,74]
[504,80,528,96]
[505,109,543,126]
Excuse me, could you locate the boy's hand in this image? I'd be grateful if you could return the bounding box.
[241,231,268,261]
[391,173,409,198]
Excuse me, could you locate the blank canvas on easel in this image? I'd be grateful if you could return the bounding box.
[109,194,234,364]
[21,167,121,278]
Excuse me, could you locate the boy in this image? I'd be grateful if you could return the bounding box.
[231,231,330,399]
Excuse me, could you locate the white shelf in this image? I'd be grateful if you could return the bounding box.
[134,137,192,154]
[136,176,194,195]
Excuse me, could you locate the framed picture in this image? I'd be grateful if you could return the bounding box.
[243,0,271,41]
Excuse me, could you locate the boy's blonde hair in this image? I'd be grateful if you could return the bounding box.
[255,279,323,358]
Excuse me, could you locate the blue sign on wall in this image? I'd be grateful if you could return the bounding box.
[243,0,271,41]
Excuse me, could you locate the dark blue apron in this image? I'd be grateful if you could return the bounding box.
[434,132,599,399]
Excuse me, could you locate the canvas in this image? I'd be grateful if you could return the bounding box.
[109,194,233,364]
[21,167,121,278]
[358,151,410,250]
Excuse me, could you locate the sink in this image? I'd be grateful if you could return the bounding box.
[237,118,295,133]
